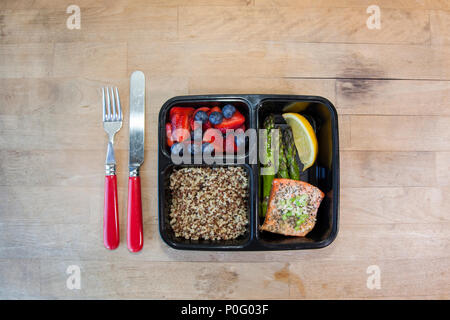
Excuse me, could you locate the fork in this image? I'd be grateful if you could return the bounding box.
[102,87,123,250]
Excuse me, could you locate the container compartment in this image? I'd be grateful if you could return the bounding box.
[158,163,255,250]
[159,97,252,160]
[256,96,339,249]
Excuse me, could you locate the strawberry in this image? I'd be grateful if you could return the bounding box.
[166,122,174,147]
[170,107,194,143]
[202,128,224,153]
[169,107,194,119]
[209,106,222,114]
[213,110,245,134]
[224,132,236,154]
[203,121,212,130]
[223,126,246,154]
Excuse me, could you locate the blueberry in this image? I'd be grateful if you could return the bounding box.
[188,143,202,155]
[222,104,236,119]
[170,142,184,156]
[209,111,223,125]
[202,142,215,154]
[194,110,209,124]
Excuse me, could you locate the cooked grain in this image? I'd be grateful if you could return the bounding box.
[169,167,249,240]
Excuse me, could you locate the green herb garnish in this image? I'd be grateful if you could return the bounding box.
[296,214,309,225]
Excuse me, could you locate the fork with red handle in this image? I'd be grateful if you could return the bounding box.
[102,87,122,250]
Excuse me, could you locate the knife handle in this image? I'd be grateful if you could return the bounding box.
[127,176,143,252]
[104,174,119,250]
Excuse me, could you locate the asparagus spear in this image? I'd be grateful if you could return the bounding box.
[276,125,290,179]
[261,115,275,217]
[283,127,301,180]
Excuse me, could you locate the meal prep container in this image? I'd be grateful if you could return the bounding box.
[158,95,339,250]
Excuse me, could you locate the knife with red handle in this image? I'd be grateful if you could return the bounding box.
[127,176,142,252]
[127,71,145,252]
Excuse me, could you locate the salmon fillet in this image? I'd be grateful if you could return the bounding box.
[261,178,324,237]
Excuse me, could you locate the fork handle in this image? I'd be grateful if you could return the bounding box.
[104,174,119,250]
[127,176,143,252]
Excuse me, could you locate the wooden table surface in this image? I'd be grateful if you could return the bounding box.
[1,0,449,299]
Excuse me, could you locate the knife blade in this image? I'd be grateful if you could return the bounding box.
[127,70,145,252]
[129,71,145,169]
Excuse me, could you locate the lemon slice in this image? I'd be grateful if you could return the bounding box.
[282,102,310,113]
[282,113,318,171]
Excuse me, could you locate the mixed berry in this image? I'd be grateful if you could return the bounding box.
[165,104,246,155]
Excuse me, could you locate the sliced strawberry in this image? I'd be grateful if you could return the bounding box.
[209,106,221,114]
[190,120,200,132]
[190,119,203,133]
[202,128,222,143]
[169,107,194,119]
[203,121,212,130]
[170,107,195,142]
[203,128,224,153]
[166,122,174,147]
[213,110,245,134]
[224,133,236,154]
[171,113,191,142]
[223,125,246,153]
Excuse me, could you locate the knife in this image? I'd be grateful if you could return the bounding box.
[127,71,145,252]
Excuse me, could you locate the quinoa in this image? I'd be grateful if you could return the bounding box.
[169,166,249,240]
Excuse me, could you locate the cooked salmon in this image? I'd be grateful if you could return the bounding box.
[260,178,324,237]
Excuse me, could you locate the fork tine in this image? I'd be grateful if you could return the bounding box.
[106,87,112,121]
[110,87,117,120]
[115,87,122,121]
[102,87,106,121]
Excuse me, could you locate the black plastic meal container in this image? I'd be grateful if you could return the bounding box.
[158,95,339,250]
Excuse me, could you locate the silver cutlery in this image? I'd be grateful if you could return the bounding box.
[127,71,146,252]
[102,87,122,250]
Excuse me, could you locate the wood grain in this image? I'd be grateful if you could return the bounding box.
[340,151,437,187]
[0,222,448,263]
[0,0,449,299]
[347,116,450,151]
[435,152,450,186]
[255,0,450,10]
[288,258,450,299]
[179,6,430,44]
[0,7,178,44]
[0,43,54,78]
[53,42,128,78]
[0,259,41,299]
[0,0,254,10]
[431,10,450,46]
[336,79,450,115]
[128,41,450,79]
[340,186,450,224]
[39,260,288,299]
